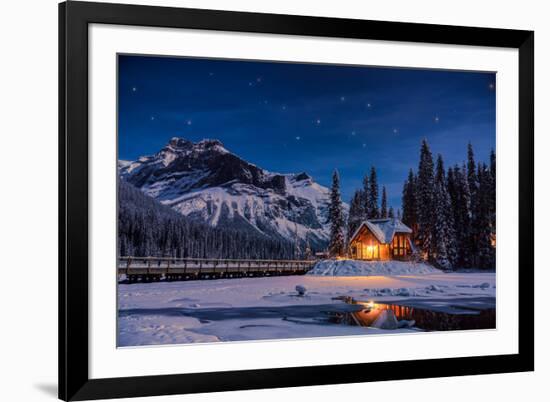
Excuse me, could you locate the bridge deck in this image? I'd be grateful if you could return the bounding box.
[118,257,317,282]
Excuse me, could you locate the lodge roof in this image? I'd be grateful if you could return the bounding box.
[350,218,412,245]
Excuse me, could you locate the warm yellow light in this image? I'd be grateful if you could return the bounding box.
[358,300,376,309]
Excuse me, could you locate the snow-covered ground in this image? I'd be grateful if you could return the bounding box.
[118,272,496,347]
[308,259,440,276]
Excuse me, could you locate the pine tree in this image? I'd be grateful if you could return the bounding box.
[447,166,459,263]
[432,155,456,269]
[474,163,495,269]
[367,166,380,218]
[397,208,402,220]
[328,170,346,257]
[293,222,302,259]
[361,173,369,220]
[402,168,418,233]
[448,164,472,268]
[489,149,496,240]
[416,139,435,259]
[347,190,365,242]
[381,186,388,218]
[388,206,395,219]
[467,143,478,198]
[304,239,312,260]
[490,149,496,182]
[466,143,479,264]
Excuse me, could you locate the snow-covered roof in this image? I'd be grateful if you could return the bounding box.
[350,218,412,245]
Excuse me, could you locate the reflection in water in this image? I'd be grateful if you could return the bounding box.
[331,300,496,331]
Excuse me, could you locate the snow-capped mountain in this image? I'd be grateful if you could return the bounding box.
[119,137,342,248]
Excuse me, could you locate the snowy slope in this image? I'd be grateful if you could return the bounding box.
[120,137,343,248]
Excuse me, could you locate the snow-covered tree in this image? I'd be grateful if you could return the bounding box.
[489,149,496,240]
[293,222,302,259]
[328,170,346,257]
[416,139,435,259]
[467,142,478,199]
[402,168,418,234]
[367,166,380,218]
[432,155,456,269]
[452,164,473,267]
[361,173,369,221]
[474,163,495,269]
[347,189,365,242]
[304,239,312,260]
[381,186,388,218]
[448,165,467,268]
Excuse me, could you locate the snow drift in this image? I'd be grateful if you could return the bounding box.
[308,259,440,276]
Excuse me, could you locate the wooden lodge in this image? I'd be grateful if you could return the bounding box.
[349,218,414,261]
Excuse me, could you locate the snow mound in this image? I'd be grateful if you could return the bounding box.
[307,259,440,276]
[295,285,307,296]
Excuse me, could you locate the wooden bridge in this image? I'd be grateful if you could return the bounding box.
[118,257,317,283]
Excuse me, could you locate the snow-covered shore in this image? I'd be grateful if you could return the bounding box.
[118,272,496,347]
[308,259,440,276]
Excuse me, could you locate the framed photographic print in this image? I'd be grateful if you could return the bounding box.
[59,1,534,400]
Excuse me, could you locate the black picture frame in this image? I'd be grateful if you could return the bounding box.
[59,1,534,400]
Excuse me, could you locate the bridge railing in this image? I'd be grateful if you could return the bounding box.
[117,256,317,278]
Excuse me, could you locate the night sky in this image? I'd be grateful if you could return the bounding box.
[118,55,496,209]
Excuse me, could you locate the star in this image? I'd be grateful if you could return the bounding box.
[434,116,440,123]
[351,131,356,136]
[132,86,137,92]
[340,96,346,102]
[489,83,495,90]
[362,143,367,148]
[315,118,321,125]
[282,105,287,110]
[295,136,301,141]
[150,116,155,121]
[209,72,214,76]
[186,120,192,125]
[263,100,268,104]
[393,128,399,134]
[248,82,253,86]
[256,77,262,83]
[366,103,371,108]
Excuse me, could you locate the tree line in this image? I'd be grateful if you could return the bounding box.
[118,180,295,259]
[402,140,495,269]
[327,139,496,270]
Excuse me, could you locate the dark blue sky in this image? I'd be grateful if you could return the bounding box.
[119,55,495,209]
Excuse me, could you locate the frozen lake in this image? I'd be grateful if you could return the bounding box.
[118,272,496,346]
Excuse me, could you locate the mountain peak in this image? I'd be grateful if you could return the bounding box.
[165,137,228,154]
[293,172,311,181]
[167,137,193,150]
[119,138,340,248]
[195,138,228,153]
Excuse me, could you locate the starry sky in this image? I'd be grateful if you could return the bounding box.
[118,55,496,209]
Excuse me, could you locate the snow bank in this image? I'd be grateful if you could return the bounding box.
[308,259,440,276]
